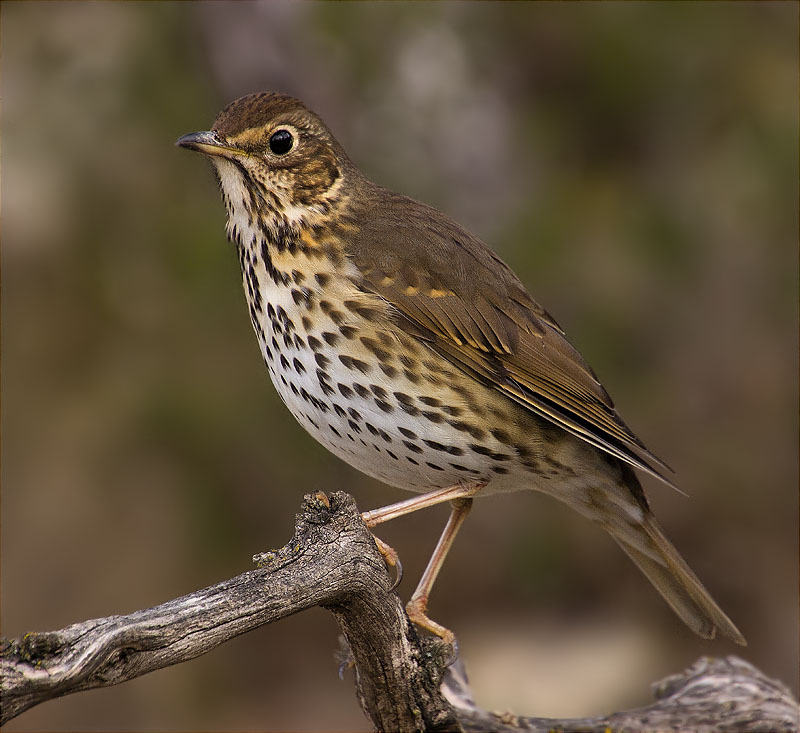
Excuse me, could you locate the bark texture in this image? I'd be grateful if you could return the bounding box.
[2,492,797,732]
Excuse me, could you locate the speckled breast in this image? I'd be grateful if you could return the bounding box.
[233,223,538,495]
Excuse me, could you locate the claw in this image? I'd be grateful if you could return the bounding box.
[372,535,403,590]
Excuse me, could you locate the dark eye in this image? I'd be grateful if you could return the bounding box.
[269,129,294,155]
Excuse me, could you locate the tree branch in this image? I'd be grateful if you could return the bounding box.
[2,491,797,732]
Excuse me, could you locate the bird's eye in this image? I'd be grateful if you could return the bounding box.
[269,129,294,155]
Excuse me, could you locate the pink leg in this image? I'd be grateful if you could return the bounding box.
[362,483,485,644]
[362,482,484,527]
[405,498,474,644]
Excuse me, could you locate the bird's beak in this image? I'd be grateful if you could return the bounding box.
[175,130,244,158]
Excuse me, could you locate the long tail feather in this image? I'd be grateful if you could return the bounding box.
[611,515,746,645]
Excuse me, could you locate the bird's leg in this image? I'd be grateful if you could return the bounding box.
[405,497,473,646]
[361,483,485,647]
[362,482,484,589]
[361,482,484,527]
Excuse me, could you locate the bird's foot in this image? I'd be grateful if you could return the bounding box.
[371,534,403,591]
[406,595,459,666]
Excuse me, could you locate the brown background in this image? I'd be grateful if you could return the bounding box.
[2,2,798,730]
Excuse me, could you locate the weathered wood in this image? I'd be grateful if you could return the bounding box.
[445,655,800,732]
[1,492,457,731]
[2,492,797,732]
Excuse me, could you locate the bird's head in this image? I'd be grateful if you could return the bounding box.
[177,92,352,238]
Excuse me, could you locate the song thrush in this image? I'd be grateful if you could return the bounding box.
[177,92,745,647]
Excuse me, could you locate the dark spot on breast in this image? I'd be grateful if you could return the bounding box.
[375,399,393,413]
[333,404,347,417]
[279,355,290,370]
[321,331,339,346]
[317,371,335,396]
[315,353,330,369]
[448,420,487,440]
[339,325,357,339]
[344,300,381,320]
[315,272,330,287]
[491,428,512,444]
[292,358,305,374]
[419,396,441,407]
[352,383,369,398]
[426,462,445,471]
[469,444,510,461]
[450,463,480,475]
[398,427,417,440]
[421,410,444,424]
[423,440,463,456]
[491,466,510,475]
[337,383,353,398]
[338,355,369,373]
[403,441,423,454]
[403,369,421,384]
[319,300,346,324]
[348,420,361,433]
[307,336,322,352]
[514,443,532,459]
[360,336,392,362]
[399,402,419,416]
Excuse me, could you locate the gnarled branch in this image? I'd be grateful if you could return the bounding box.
[2,491,797,732]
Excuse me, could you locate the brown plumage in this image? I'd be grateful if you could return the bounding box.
[346,186,674,484]
[177,92,745,647]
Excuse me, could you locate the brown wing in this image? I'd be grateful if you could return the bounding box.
[348,187,674,485]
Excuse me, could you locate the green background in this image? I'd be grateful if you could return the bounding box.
[3,2,798,730]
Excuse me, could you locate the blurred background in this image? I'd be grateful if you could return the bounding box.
[2,2,797,730]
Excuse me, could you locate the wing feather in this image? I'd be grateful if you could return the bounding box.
[347,186,674,485]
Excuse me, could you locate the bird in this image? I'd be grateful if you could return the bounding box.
[176,92,745,647]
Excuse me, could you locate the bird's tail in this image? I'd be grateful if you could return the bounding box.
[607,511,746,645]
